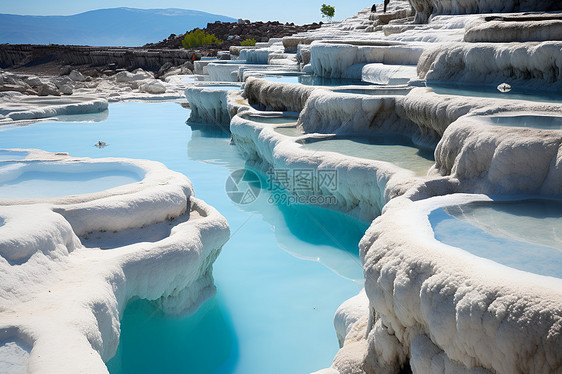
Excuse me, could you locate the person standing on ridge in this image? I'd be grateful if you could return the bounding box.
[384,0,390,12]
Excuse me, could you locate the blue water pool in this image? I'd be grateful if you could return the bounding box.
[0,102,366,373]
[0,150,28,161]
[301,135,435,176]
[52,110,109,124]
[0,167,141,199]
[243,115,298,126]
[275,126,304,137]
[239,113,304,136]
[260,75,305,84]
[481,114,562,130]
[428,82,562,103]
[197,85,243,91]
[430,198,562,278]
[331,87,411,96]
[262,75,373,86]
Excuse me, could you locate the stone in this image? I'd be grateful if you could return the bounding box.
[23,76,42,87]
[59,65,72,76]
[37,83,61,96]
[140,80,166,94]
[69,70,86,82]
[59,84,74,95]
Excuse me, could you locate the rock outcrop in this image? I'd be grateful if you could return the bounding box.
[144,20,323,55]
[0,44,198,74]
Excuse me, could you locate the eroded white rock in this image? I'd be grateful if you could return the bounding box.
[0,149,230,373]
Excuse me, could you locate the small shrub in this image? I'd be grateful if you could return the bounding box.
[182,29,222,49]
[241,38,256,46]
[321,4,335,23]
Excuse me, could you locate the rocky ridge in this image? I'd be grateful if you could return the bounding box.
[144,20,323,55]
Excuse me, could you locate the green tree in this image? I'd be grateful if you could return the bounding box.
[241,38,257,46]
[320,4,335,23]
[181,29,222,49]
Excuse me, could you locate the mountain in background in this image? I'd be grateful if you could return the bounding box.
[0,8,236,46]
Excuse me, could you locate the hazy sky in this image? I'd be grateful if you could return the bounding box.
[0,1,382,24]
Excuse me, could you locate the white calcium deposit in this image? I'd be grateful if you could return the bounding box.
[297,88,417,136]
[356,194,562,374]
[230,111,428,221]
[184,83,243,125]
[186,2,562,372]
[0,68,197,126]
[0,92,109,126]
[3,0,562,372]
[418,41,562,90]
[409,0,560,23]
[434,114,562,196]
[0,149,230,373]
[463,13,562,43]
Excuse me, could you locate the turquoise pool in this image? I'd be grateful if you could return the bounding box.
[430,198,562,278]
[428,83,562,103]
[300,135,435,176]
[243,115,298,126]
[481,114,562,130]
[330,87,411,96]
[275,126,304,137]
[0,102,366,373]
[0,150,28,161]
[0,167,141,199]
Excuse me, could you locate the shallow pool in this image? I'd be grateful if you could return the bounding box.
[481,114,562,130]
[430,198,562,278]
[260,75,304,84]
[331,87,411,96]
[0,166,140,199]
[0,102,366,373]
[300,135,435,176]
[243,115,298,126]
[261,75,372,86]
[428,83,562,103]
[197,84,243,91]
[51,110,109,123]
[0,150,28,161]
[275,126,305,137]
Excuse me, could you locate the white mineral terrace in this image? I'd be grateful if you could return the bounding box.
[182,2,562,372]
[0,150,230,373]
[1,0,562,373]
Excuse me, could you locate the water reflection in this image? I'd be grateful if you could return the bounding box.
[106,296,239,374]
[188,128,367,281]
[430,198,562,278]
[301,135,435,176]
